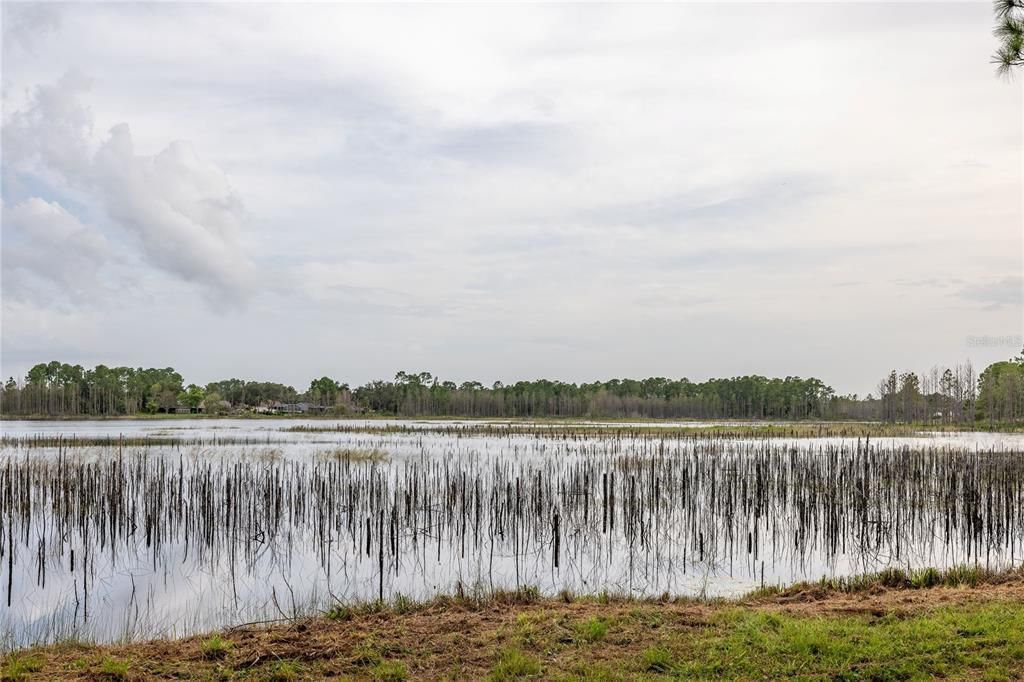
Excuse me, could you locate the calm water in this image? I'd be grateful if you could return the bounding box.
[3,419,1024,650]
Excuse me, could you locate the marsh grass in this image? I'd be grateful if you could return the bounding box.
[316,446,388,462]
[8,419,1023,451]
[392,593,414,614]
[7,427,1024,652]
[746,564,1015,599]
[252,447,283,463]
[311,564,1024,623]
[282,420,1024,440]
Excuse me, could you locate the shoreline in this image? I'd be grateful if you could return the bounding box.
[5,565,1024,680]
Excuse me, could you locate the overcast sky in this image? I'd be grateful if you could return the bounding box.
[1,2,1021,396]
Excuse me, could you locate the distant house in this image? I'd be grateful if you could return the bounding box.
[266,401,329,414]
[251,401,330,415]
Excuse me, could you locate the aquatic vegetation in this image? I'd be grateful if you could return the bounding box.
[316,446,388,462]
[3,424,1024,650]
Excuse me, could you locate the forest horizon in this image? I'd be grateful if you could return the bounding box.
[3,350,1022,423]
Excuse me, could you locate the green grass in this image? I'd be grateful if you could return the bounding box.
[325,604,353,621]
[350,639,385,668]
[575,616,609,643]
[97,655,129,680]
[371,659,408,681]
[1,653,44,680]
[911,566,943,589]
[201,634,231,660]
[392,592,414,614]
[513,612,543,647]
[564,662,623,681]
[490,647,541,679]
[676,603,1024,679]
[267,660,301,681]
[640,646,676,674]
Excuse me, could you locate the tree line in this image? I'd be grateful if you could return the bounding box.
[1,352,1022,423]
[352,372,836,420]
[870,355,1024,425]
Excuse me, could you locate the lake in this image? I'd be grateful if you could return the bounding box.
[3,419,1024,650]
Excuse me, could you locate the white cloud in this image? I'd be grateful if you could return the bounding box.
[1,197,109,305]
[2,69,94,188]
[3,71,255,309]
[93,124,253,308]
[1,2,61,55]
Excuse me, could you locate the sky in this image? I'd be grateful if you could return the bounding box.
[1,2,1021,397]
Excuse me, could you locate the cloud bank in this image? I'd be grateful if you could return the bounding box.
[4,70,254,309]
[1,2,1020,394]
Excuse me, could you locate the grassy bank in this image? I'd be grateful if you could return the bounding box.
[6,567,1024,680]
